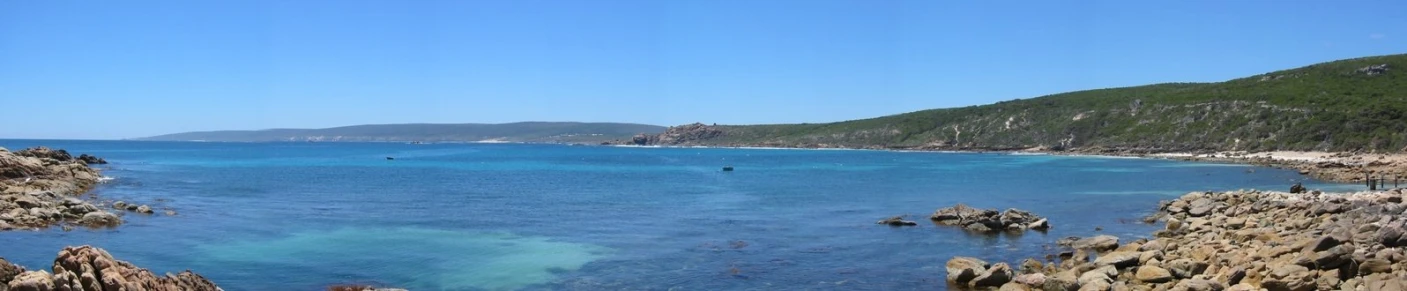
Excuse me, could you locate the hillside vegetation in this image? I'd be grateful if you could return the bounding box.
[640,54,1407,153]
[141,122,665,143]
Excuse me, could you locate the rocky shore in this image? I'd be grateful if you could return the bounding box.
[1143,151,1407,185]
[0,147,125,230]
[945,189,1407,290]
[1,245,221,291]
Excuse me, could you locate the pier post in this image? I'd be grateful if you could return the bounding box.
[1369,172,1377,190]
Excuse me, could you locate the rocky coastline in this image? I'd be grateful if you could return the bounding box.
[945,189,1407,290]
[0,147,127,231]
[1,246,220,291]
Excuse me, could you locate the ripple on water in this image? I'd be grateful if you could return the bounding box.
[195,227,611,291]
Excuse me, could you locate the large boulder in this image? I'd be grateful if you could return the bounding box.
[1,257,24,284]
[1071,235,1120,252]
[970,263,1014,288]
[946,257,989,285]
[1262,264,1315,291]
[7,270,55,291]
[1093,251,1140,268]
[1135,265,1173,283]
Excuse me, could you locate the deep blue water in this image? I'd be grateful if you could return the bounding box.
[0,140,1360,290]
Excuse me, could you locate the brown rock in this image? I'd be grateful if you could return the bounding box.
[1263,264,1315,291]
[946,257,989,284]
[1072,235,1120,253]
[1134,265,1173,283]
[970,263,1015,288]
[1042,270,1079,291]
[1360,258,1392,275]
[1094,251,1141,269]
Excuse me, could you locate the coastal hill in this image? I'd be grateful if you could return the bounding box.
[139,122,665,143]
[629,54,1407,153]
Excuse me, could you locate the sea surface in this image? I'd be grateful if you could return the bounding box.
[0,140,1362,290]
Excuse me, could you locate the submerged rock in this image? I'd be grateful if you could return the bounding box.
[876,216,918,226]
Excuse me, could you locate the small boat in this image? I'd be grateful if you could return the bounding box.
[386,157,395,160]
[722,166,734,172]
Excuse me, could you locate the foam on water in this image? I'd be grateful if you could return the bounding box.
[195,227,610,290]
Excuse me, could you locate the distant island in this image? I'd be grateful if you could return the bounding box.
[623,54,1406,153]
[138,122,665,143]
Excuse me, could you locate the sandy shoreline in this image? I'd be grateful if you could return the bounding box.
[610,143,1406,184]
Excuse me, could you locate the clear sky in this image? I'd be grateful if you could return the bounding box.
[2,1,1404,139]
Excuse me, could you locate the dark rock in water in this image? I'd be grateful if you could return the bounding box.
[76,154,107,165]
[876,216,918,226]
[14,147,73,162]
[930,204,1049,233]
[1290,182,1306,194]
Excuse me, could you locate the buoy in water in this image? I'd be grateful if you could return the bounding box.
[722,166,734,172]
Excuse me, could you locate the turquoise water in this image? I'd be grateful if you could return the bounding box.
[0,140,1359,290]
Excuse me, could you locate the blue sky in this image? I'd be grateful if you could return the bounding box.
[2,1,1404,139]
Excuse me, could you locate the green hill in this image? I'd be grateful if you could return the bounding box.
[637,54,1407,152]
[141,122,665,143]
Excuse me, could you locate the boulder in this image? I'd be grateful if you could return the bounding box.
[1042,270,1079,291]
[1072,235,1120,252]
[76,212,120,227]
[135,205,153,215]
[970,263,1014,288]
[946,257,989,284]
[7,270,55,291]
[1166,258,1209,279]
[1359,258,1392,275]
[1093,251,1140,268]
[0,257,24,284]
[1262,264,1315,291]
[1013,273,1046,286]
[75,154,106,165]
[1134,265,1173,283]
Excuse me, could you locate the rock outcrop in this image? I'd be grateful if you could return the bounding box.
[2,245,221,291]
[628,123,724,146]
[930,204,1050,233]
[1,147,120,230]
[947,189,1407,290]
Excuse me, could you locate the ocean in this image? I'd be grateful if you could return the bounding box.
[0,140,1360,290]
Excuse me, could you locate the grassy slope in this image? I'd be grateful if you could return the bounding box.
[699,54,1407,152]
